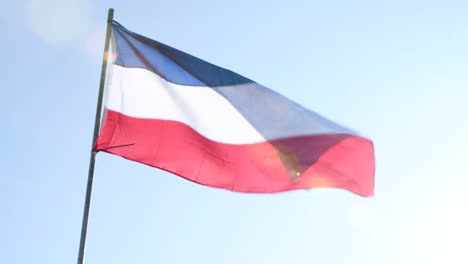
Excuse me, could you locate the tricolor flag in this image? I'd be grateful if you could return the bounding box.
[95,21,375,196]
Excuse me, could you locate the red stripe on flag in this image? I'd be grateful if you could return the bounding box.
[96,110,374,196]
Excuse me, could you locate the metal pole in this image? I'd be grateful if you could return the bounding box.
[76,8,114,264]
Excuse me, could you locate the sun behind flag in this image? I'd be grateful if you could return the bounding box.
[95,20,375,196]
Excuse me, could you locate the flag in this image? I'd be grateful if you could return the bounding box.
[95,21,375,196]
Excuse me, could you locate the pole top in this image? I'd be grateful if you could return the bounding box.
[107,8,114,23]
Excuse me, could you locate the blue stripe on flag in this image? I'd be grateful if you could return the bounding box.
[112,21,252,87]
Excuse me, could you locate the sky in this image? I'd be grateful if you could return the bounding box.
[2,0,468,263]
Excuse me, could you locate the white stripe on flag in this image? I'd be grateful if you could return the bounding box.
[107,65,265,144]
[106,65,353,145]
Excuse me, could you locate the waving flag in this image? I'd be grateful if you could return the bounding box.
[95,21,374,196]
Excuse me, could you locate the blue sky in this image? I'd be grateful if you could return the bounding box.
[2,0,468,263]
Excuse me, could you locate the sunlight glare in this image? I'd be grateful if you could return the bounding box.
[26,0,91,45]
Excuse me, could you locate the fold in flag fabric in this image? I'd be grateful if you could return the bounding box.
[95,21,375,196]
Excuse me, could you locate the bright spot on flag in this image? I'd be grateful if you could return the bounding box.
[105,50,118,63]
[309,175,331,188]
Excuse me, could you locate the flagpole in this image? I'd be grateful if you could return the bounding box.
[76,8,114,264]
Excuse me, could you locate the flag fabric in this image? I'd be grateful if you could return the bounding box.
[95,21,375,196]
